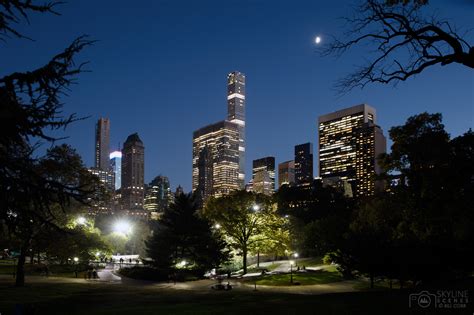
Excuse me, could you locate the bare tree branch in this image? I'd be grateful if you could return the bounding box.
[323,0,473,94]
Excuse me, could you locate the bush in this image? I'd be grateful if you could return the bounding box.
[322,252,333,265]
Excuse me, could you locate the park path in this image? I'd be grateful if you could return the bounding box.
[97,264,121,282]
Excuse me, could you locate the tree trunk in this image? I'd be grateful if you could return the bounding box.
[15,247,27,287]
[242,246,247,274]
[257,251,260,268]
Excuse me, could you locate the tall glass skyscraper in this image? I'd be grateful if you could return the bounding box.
[295,142,314,187]
[121,133,145,211]
[227,71,246,188]
[318,104,386,197]
[252,157,275,195]
[95,118,110,171]
[278,160,295,187]
[193,121,240,203]
[192,71,245,205]
[109,151,122,190]
[144,175,172,214]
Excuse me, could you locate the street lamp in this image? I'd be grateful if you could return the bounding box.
[293,252,299,267]
[76,216,87,225]
[113,220,132,236]
[290,260,295,284]
[214,223,221,229]
[73,257,79,263]
[252,204,260,211]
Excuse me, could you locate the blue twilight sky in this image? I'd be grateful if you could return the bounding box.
[2,0,473,191]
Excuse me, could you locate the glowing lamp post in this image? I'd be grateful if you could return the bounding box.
[113,220,132,236]
[290,260,295,284]
[76,216,87,225]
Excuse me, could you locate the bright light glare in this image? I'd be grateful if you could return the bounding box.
[315,36,321,44]
[96,251,101,257]
[180,260,187,267]
[290,260,295,266]
[73,257,79,262]
[214,223,221,229]
[252,204,260,211]
[76,217,86,225]
[294,253,299,258]
[113,221,132,235]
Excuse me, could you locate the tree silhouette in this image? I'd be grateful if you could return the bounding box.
[146,194,230,274]
[324,0,473,93]
[0,1,95,286]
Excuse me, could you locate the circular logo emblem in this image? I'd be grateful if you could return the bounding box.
[417,294,432,308]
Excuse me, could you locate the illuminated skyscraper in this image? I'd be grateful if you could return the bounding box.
[121,133,145,210]
[192,71,245,204]
[87,167,114,215]
[144,175,172,215]
[110,151,122,190]
[193,121,240,203]
[252,157,275,195]
[295,143,314,187]
[95,118,110,171]
[278,160,295,187]
[318,104,386,197]
[227,71,246,188]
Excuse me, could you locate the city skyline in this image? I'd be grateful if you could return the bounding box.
[3,0,471,192]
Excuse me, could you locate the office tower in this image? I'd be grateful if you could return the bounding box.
[192,120,240,203]
[95,118,110,171]
[278,160,295,187]
[192,71,245,205]
[318,104,387,197]
[144,175,172,214]
[87,167,115,215]
[295,143,314,187]
[227,71,246,188]
[110,151,122,190]
[121,133,145,210]
[175,185,184,197]
[252,157,275,195]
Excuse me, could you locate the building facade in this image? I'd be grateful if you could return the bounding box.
[87,167,115,215]
[110,151,122,190]
[95,118,110,171]
[294,143,314,187]
[252,157,275,195]
[121,133,145,210]
[192,71,246,204]
[144,175,172,215]
[227,71,246,188]
[318,104,386,197]
[192,120,240,202]
[278,160,295,187]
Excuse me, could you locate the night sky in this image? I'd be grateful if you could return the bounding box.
[2,0,472,191]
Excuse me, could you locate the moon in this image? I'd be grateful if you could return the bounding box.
[315,36,321,44]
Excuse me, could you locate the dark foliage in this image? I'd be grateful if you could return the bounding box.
[0,1,95,286]
[146,194,230,275]
[331,113,474,286]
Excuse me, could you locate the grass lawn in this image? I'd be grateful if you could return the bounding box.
[0,263,87,278]
[1,278,469,315]
[248,269,343,286]
[297,256,323,267]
